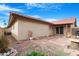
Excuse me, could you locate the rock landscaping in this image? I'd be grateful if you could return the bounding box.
[0,47,17,56]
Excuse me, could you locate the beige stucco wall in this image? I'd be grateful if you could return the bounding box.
[17,19,52,40]
[52,26,56,35]
[64,25,69,36]
[11,20,18,40]
[11,18,53,40]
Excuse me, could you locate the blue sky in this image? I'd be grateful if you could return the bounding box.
[0,3,79,27]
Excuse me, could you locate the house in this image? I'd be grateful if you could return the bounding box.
[7,12,77,40]
[7,12,54,40]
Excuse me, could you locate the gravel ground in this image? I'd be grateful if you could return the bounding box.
[7,35,77,56]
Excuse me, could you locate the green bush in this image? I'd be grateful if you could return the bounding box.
[0,35,9,53]
[26,51,45,56]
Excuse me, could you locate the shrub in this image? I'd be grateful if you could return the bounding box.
[0,35,9,53]
[26,51,45,56]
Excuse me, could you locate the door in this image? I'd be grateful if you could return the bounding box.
[56,26,64,34]
[60,27,64,34]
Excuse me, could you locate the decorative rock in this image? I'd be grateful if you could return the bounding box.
[76,36,79,39]
[10,50,17,56]
[10,49,13,53]
[0,48,18,56]
[3,53,7,56]
[7,51,10,56]
[30,37,33,40]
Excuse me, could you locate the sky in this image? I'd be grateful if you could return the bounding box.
[0,3,79,27]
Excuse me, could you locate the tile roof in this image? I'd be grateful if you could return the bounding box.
[52,17,76,25]
[7,12,77,28]
[7,12,53,28]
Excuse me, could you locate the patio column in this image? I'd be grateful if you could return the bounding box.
[66,24,68,37]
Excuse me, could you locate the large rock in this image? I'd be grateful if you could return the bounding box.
[0,48,18,56]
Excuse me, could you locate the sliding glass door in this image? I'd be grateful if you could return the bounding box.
[56,26,64,34]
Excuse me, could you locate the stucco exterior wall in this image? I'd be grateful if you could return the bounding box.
[18,19,52,40]
[11,21,18,40]
[64,25,70,37]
